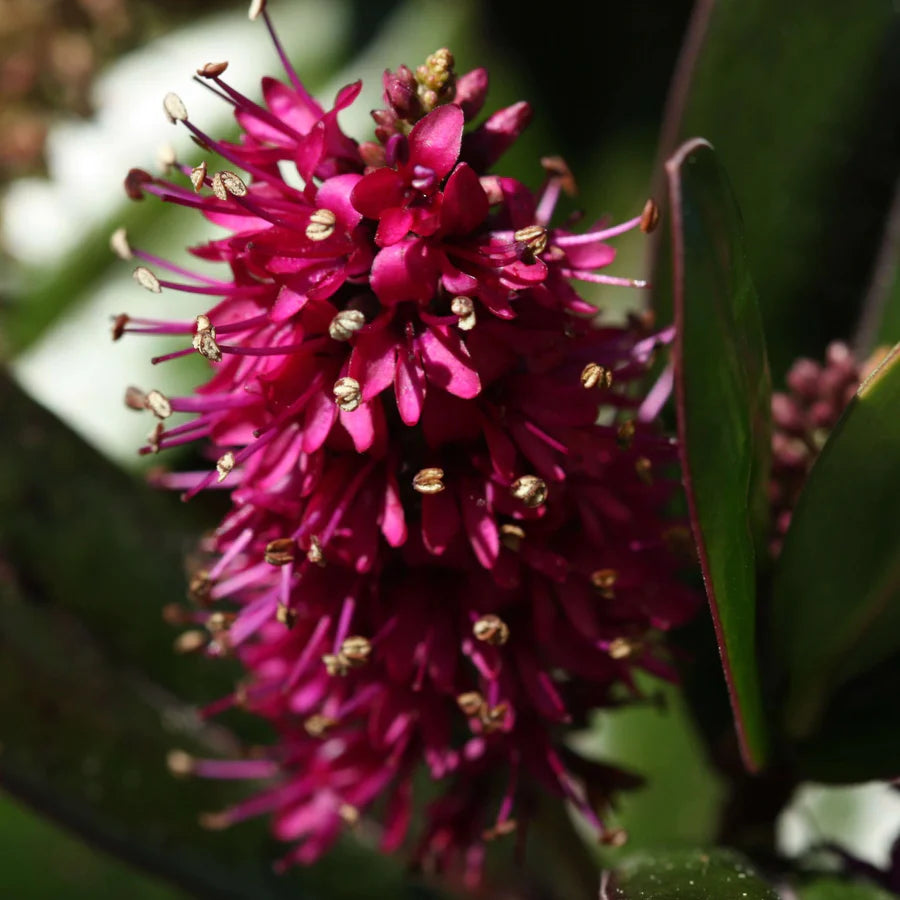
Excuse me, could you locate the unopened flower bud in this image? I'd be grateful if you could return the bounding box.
[333,377,361,411]
[473,613,509,646]
[510,475,548,508]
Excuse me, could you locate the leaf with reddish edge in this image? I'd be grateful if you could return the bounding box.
[773,342,900,762]
[667,139,772,771]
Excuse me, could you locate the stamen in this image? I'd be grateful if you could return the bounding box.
[133,266,161,293]
[640,198,660,234]
[157,143,177,172]
[513,224,548,258]
[146,389,172,419]
[124,386,146,410]
[264,538,296,566]
[560,268,647,288]
[473,614,509,646]
[457,691,485,716]
[305,208,336,242]
[510,475,548,508]
[333,377,361,412]
[304,714,337,738]
[591,568,617,598]
[412,467,445,494]
[110,227,132,259]
[197,61,229,78]
[581,362,613,390]
[192,315,222,362]
[451,295,476,331]
[163,92,188,123]
[216,451,236,483]
[328,309,365,341]
[340,635,372,667]
[190,161,207,192]
[635,456,653,484]
[248,0,266,20]
[306,535,325,566]
[499,523,525,551]
[211,170,248,200]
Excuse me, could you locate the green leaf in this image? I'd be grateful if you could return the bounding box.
[773,344,900,759]
[602,848,778,900]
[797,877,897,900]
[667,139,772,771]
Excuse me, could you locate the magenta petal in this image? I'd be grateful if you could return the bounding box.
[376,206,415,246]
[421,487,460,555]
[333,80,362,111]
[440,257,479,295]
[441,163,489,235]
[380,470,407,547]
[418,325,481,398]
[350,168,406,219]
[302,387,338,452]
[262,76,323,135]
[454,68,489,120]
[340,401,375,452]
[351,328,398,401]
[315,173,363,229]
[394,348,426,425]
[461,481,499,569]
[563,239,616,269]
[271,285,308,322]
[407,104,464,181]
[370,239,439,305]
[462,101,533,172]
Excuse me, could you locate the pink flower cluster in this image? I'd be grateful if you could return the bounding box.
[117,4,697,882]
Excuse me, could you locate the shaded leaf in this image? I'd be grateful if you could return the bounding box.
[773,343,900,755]
[602,848,777,900]
[797,876,897,900]
[659,1,900,377]
[667,139,771,771]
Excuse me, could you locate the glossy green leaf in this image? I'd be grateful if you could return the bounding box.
[660,0,900,377]
[773,344,900,755]
[668,139,771,771]
[797,877,897,900]
[602,848,777,900]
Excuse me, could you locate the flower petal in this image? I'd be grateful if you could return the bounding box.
[441,163,489,235]
[407,104,464,181]
[418,325,481,398]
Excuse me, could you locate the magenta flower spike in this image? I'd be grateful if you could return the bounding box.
[117,3,698,883]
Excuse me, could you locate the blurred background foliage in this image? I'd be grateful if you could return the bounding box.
[1,0,900,897]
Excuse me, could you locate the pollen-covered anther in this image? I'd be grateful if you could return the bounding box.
[146,422,164,454]
[124,385,147,410]
[640,198,660,234]
[190,161,207,192]
[174,629,208,654]
[617,419,636,449]
[188,569,212,605]
[216,451,236,483]
[111,313,130,341]
[157,143,177,172]
[456,691,485,717]
[510,474,548,508]
[581,362,613,390]
[133,266,161,293]
[197,61,229,77]
[328,308,365,341]
[276,604,297,629]
[483,819,517,841]
[166,749,195,777]
[635,456,653,484]
[541,155,577,196]
[514,224,548,258]
[163,92,188,123]
[499,523,526,551]
[304,714,337,738]
[339,804,360,828]
[473,613,509,646]
[323,653,351,677]
[146,389,172,419]
[341,635,372,667]
[206,611,235,634]
[248,0,266,20]
[601,827,629,848]
[412,467,445,494]
[306,535,326,566]
[333,377,361,412]
[481,701,510,733]
[110,227,132,259]
[192,315,222,362]
[591,568,617,599]
[305,208,337,242]
[451,295,476,331]
[212,170,248,200]
[608,637,640,660]
[264,537,296,566]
